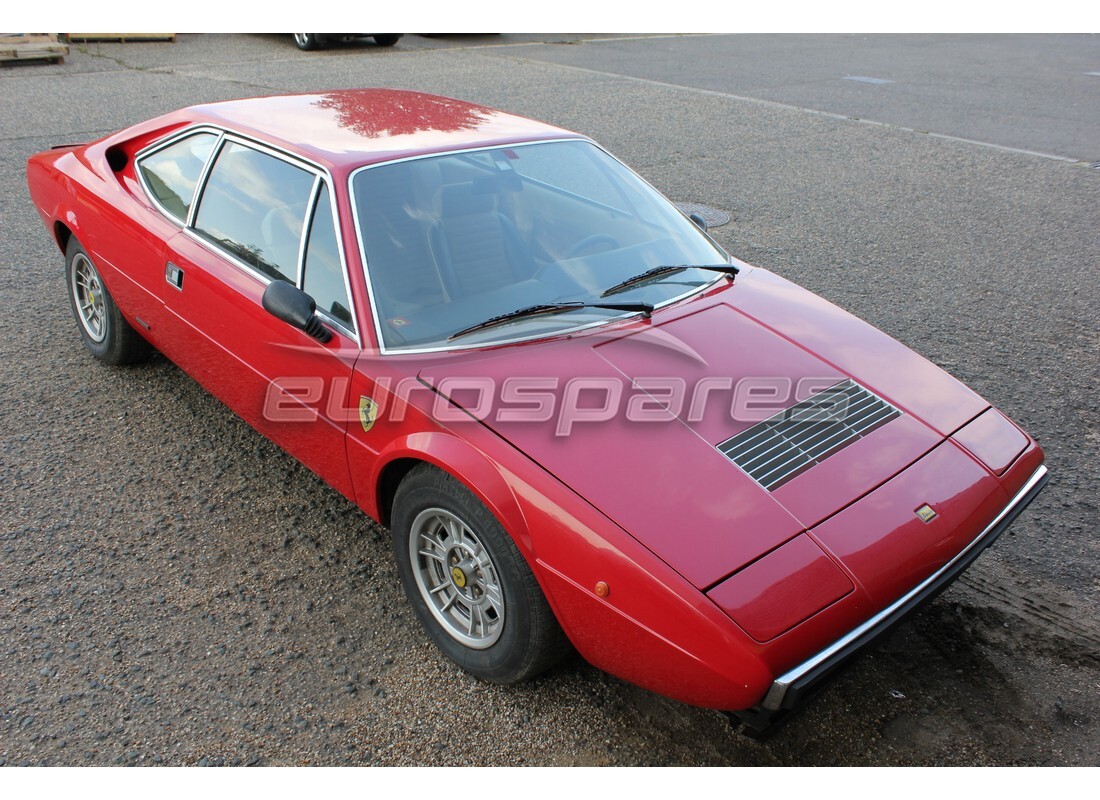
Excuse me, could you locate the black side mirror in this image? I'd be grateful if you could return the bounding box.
[689,212,709,232]
[262,280,332,343]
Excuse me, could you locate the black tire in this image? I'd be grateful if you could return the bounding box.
[293,33,324,51]
[65,238,151,365]
[372,34,402,47]
[392,464,570,683]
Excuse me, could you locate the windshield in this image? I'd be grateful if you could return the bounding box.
[351,139,729,351]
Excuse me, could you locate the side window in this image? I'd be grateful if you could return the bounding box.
[193,141,315,283]
[137,132,218,222]
[302,187,353,328]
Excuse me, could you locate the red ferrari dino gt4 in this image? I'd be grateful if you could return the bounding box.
[27,89,1047,734]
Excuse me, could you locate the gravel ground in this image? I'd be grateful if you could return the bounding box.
[1,34,1098,767]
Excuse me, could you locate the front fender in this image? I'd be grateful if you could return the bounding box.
[366,431,532,552]
[353,418,772,710]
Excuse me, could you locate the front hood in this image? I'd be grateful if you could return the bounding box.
[418,268,986,589]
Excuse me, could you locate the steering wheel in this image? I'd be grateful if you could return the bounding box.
[565,234,620,259]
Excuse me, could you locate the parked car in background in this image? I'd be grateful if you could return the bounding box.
[293,34,402,50]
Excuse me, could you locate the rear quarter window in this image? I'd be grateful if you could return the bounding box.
[137,132,218,222]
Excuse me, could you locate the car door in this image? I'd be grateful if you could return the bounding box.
[160,136,360,502]
[94,128,221,356]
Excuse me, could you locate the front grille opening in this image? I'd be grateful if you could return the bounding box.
[718,379,900,491]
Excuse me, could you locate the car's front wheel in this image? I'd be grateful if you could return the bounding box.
[392,464,569,682]
[66,238,151,365]
[372,34,401,47]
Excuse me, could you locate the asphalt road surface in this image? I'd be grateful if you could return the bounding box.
[1,33,1098,766]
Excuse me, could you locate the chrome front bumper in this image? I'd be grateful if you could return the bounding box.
[735,464,1049,735]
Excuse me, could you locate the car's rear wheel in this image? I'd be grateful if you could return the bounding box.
[392,464,569,682]
[66,238,151,365]
[373,34,401,47]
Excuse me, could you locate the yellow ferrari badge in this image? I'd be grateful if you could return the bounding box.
[358,396,379,433]
[916,504,937,523]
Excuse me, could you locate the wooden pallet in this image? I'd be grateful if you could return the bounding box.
[0,33,68,64]
[67,33,176,43]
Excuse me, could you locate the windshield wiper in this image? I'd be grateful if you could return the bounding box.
[449,301,654,341]
[600,264,740,297]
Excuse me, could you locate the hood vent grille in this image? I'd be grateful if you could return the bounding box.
[718,379,900,491]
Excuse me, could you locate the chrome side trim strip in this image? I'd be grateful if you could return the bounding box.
[761,463,1049,711]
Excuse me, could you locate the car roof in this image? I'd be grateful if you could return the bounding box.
[178,89,585,172]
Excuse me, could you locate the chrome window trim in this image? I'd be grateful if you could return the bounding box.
[186,133,224,229]
[302,177,359,340]
[138,125,360,345]
[134,126,224,227]
[182,224,266,277]
[347,138,732,356]
[192,132,360,343]
[299,177,322,287]
[191,134,319,283]
[307,177,358,343]
[177,222,355,343]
